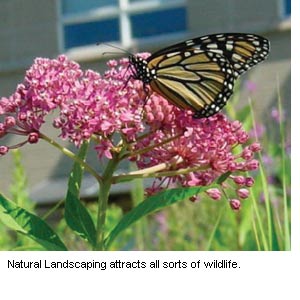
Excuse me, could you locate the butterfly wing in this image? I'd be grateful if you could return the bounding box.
[148,50,235,118]
[149,33,270,79]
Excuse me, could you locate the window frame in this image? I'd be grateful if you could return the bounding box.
[58,0,187,54]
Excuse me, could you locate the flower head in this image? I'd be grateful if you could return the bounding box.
[0,54,261,209]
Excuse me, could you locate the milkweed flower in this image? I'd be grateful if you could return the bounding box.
[206,188,222,201]
[236,188,249,199]
[0,55,261,209]
[229,199,241,211]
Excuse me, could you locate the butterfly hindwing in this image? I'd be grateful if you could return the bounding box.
[149,50,235,118]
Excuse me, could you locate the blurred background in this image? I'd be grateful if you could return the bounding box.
[0,0,290,250]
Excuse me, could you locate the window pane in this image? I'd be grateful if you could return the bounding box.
[131,7,187,38]
[62,0,118,14]
[64,19,120,49]
[283,0,291,16]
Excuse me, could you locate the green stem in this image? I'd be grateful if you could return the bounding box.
[112,160,209,183]
[121,132,183,160]
[95,155,120,250]
[248,98,270,250]
[40,133,103,183]
[277,78,290,250]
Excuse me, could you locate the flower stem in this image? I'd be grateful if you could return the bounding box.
[40,132,103,183]
[122,132,183,159]
[112,157,209,183]
[95,154,120,250]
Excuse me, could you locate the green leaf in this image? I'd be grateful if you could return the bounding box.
[216,171,231,184]
[238,197,254,248]
[269,204,281,251]
[64,141,97,247]
[0,194,67,251]
[104,186,206,249]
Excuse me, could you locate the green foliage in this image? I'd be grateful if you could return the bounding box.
[64,141,97,247]
[0,150,43,250]
[0,193,67,250]
[9,150,32,210]
[105,186,206,249]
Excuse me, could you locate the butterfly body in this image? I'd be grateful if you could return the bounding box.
[128,33,270,118]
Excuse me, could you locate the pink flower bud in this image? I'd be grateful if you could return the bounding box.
[229,199,241,211]
[236,188,249,199]
[4,116,16,128]
[231,120,242,131]
[157,111,164,121]
[28,132,39,144]
[245,159,259,171]
[206,188,222,201]
[249,142,262,152]
[237,131,249,143]
[241,148,253,160]
[227,135,237,145]
[245,177,255,187]
[233,176,245,185]
[107,59,118,68]
[0,123,6,138]
[146,112,154,122]
[0,146,9,156]
[18,112,27,121]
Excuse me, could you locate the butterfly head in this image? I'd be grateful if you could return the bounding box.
[128,55,153,83]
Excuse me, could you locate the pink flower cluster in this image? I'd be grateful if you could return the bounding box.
[0,55,146,157]
[135,100,261,207]
[0,54,261,209]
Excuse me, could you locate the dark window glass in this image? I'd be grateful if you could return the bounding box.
[131,7,187,38]
[64,19,120,49]
[283,0,291,16]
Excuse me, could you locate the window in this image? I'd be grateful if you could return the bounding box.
[60,0,187,50]
[282,0,291,17]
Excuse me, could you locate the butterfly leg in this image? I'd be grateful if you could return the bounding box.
[138,84,151,119]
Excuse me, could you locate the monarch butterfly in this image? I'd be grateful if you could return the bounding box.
[128,33,270,118]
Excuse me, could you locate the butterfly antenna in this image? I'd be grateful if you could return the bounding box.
[97,42,133,56]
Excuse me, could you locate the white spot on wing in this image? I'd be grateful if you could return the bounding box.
[166,52,180,57]
[232,53,242,61]
[226,44,233,51]
[211,49,223,55]
[207,43,218,49]
[185,40,194,46]
[200,36,209,40]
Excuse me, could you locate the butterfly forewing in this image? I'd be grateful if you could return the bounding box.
[149,33,269,79]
